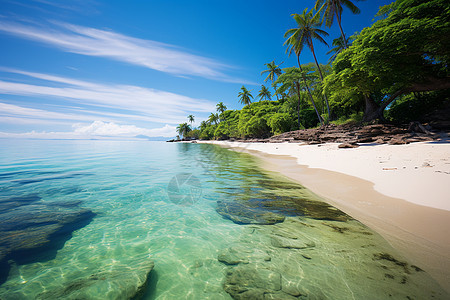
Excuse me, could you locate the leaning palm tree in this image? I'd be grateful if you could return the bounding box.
[326,36,351,62]
[176,123,191,139]
[258,85,272,101]
[238,86,253,107]
[314,0,363,49]
[261,61,283,100]
[187,114,195,125]
[285,9,331,121]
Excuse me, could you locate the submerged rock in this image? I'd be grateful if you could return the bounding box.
[223,265,282,298]
[216,200,285,225]
[270,235,315,249]
[216,192,350,225]
[218,245,271,266]
[0,194,96,285]
[36,258,154,300]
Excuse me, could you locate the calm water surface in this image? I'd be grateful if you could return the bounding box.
[0,140,447,299]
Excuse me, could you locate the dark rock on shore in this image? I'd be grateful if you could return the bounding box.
[0,194,96,285]
[227,123,444,146]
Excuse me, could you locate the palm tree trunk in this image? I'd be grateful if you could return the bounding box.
[297,55,323,126]
[336,13,348,48]
[295,81,302,129]
[310,42,331,123]
[273,82,279,101]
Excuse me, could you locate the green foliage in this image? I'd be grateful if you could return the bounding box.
[243,116,271,138]
[258,85,272,101]
[268,113,294,135]
[199,124,215,140]
[238,86,253,106]
[185,129,200,139]
[176,123,191,139]
[324,0,450,121]
[328,0,450,95]
[216,102,227,114]
[261,61,283,83]
[386,91,449,124]
[214,122,229,140]
[195,0,449,139]
[238,102,278,138]
[330,112,363,126]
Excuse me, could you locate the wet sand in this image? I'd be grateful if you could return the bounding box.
[200,141,450,293]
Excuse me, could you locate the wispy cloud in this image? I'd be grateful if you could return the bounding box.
[72,121,176,137]
[0,19,245,81]
[0,68,216,125]
[0,121,177,139]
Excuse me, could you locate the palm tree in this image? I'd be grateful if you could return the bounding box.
[314,0,363,49]
[208,113,219,125]
[274,67,323,127]
[176,123,191,139]
[187,114,195,125]
[326,36,351,62]
[238,86,253,107]
[285,9,331,121]
[261,61,283,100]
[199,120,208,131]
[258,85,271,101]
[216,102,227,114]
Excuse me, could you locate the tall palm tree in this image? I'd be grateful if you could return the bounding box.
[258,85,271,101]
[216,102,227,114]
[326,36,351,62]
[238,86,253,107]
[285,9,331,121]
[274,67,323,127]
[187,114,195,125]
[261,61,283,100]
[314,0,363,49]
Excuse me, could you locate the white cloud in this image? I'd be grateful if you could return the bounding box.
[0,121,176,139]
[0,20,242,81]
[72,121,176,137]
[0,68,216,124]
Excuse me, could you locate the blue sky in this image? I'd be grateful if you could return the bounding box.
[0,0,393,139]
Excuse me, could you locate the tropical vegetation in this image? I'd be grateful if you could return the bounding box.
[177,0,449,141]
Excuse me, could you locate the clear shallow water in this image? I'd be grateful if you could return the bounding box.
[0,140,447,299]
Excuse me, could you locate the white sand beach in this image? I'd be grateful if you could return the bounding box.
[200,140,450,293]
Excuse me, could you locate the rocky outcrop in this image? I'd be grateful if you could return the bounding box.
[219,229,313,299]
[231,123,443,145]
[0,194,96,285]
[35,259,154,300]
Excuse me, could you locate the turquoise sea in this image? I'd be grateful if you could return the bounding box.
[0,140,447,299]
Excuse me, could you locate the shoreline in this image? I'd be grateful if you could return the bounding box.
[199,140,450,293]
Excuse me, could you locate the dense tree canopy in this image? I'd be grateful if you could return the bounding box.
[325,0,450,121]
[184,0,449,141]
